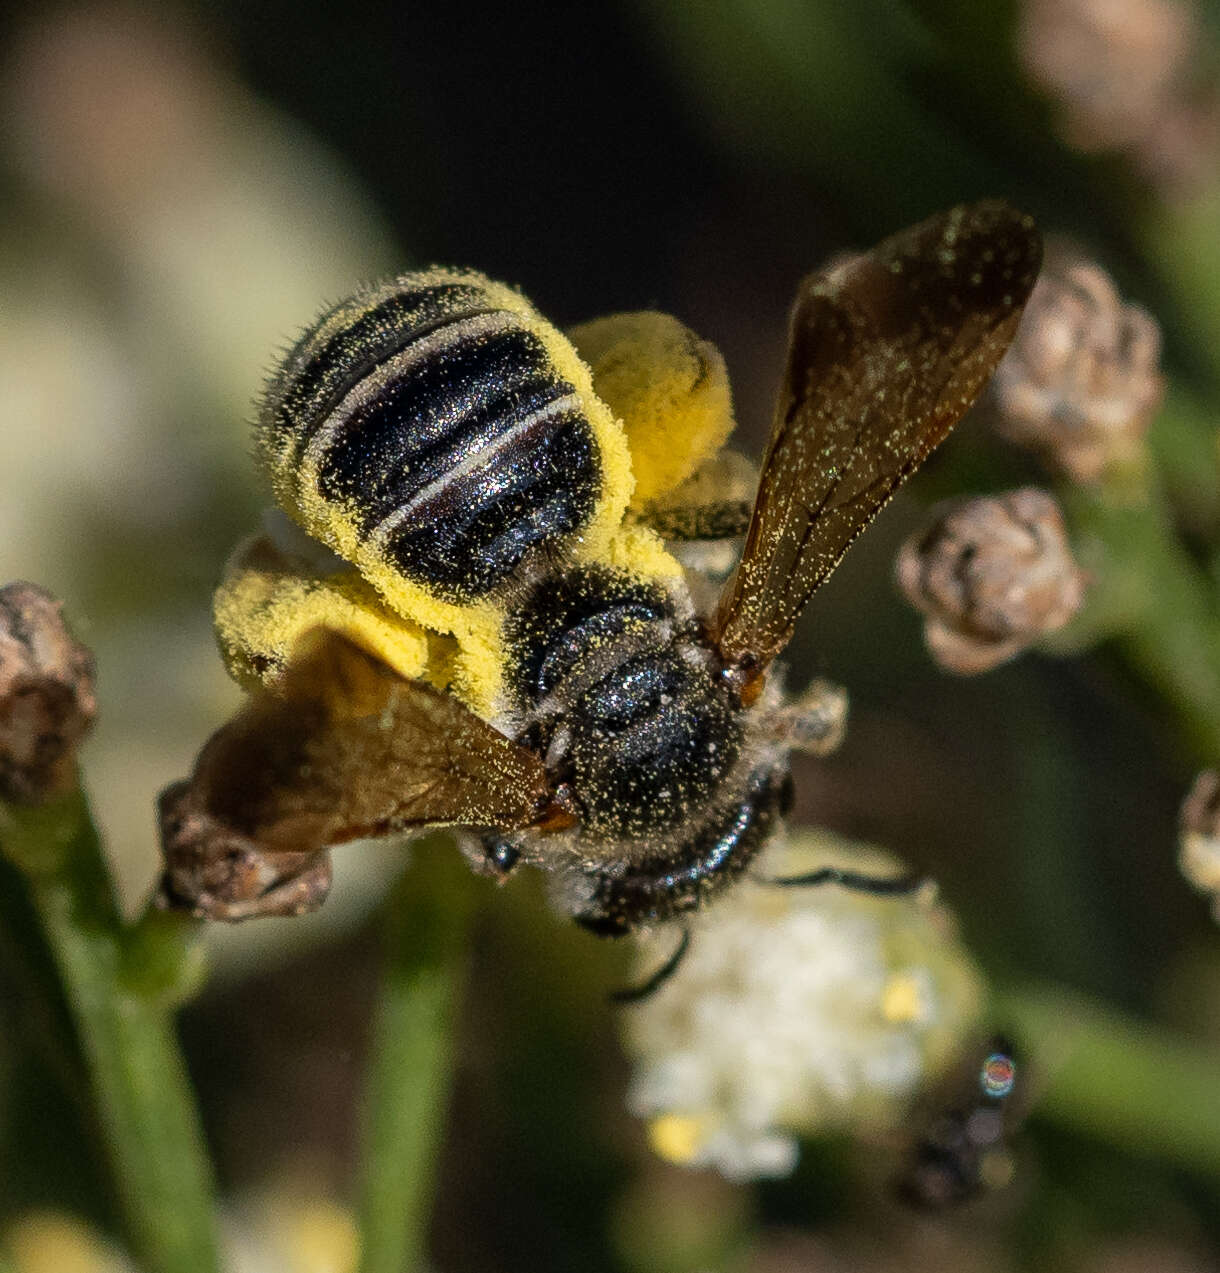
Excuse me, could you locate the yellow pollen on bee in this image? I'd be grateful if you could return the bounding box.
[647,1114,709,1165]
[569,310,736,505]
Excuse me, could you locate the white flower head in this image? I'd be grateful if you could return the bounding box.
[619,829,984,1182]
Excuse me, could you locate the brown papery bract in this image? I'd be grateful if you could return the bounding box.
[0,582,96,803]
[990,253,1164,483]
[895,488,1086,675]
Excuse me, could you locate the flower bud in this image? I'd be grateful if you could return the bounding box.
[0,583,96,803]
[989,255,1163,483]
[1178,770,1220,920]
[895,489,1086,676]
[1017,0,1218,192]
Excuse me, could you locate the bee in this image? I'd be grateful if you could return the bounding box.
[158,202,1041,961]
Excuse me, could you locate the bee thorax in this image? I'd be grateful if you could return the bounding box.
[505,567,744,840]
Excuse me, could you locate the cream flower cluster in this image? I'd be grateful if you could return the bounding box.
[620,830,983,1181]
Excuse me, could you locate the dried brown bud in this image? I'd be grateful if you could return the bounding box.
[896,489,1087,675]
[157,780,333,921]
[1178,770,1220,915]
[990,256,1163,483]
[0,583,96,803]
[1019,0,1191,150]
[1017,0,1218,192]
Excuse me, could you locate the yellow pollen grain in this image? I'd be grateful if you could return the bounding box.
[647,1114,707,1165]
[880,971,928,1025]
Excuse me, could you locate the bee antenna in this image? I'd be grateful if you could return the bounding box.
[609,926,692,1005]
[764,867,934,898]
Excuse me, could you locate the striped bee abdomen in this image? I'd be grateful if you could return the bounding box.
[258,270,607,606]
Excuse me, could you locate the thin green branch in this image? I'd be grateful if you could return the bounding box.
[0,791,220,1273]
[1058,462,1220,761]
[1146,383,1220,540]
[994,982,1220,1177]
[357,841,474,1273]
[1143,185,1220,395]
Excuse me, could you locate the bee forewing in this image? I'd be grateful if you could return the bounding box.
[179,631,560,856]
[711,201,1042,675]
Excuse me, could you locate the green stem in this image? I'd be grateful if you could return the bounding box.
[630,0,1008,224]
[993,983,1220,1177]
[1060,469,1220,761]
[0,791,220,1273]
[1142,183,1220,394]
[1145,382,1220,539]
[357,841,473,1273]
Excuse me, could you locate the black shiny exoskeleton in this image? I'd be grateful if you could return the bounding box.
[494,566,791,935]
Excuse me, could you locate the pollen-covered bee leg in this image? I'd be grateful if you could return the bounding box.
[778,679,849,757]
[632,451,760,610]
[641,499,753,544]
[610,926,692,1005]
[636,449,759,543]
[765,866,934,897]
[568,312,738,514]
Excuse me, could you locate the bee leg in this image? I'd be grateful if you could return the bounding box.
[609,926,692,1005]
[765,867,934,897]
[635,459,756,604]
[780,679,848,756]
[634,449,759,544]
[476,834,522,880]
[643,501,753,543]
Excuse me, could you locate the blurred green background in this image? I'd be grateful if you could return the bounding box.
[3,0,1220,1269]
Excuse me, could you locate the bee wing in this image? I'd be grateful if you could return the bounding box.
[181,630,562,856]
[711,201,1042,675]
